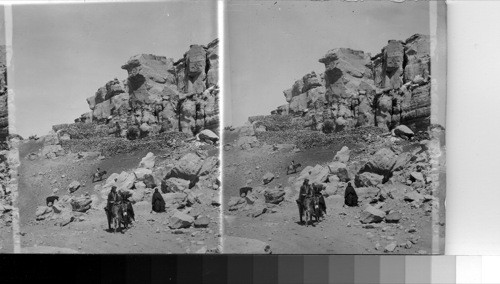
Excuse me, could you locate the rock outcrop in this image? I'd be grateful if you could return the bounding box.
[268,34,431,133]
[75,39,219,138]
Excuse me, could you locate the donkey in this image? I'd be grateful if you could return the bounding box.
[286,162,302,175]
[303,195,321,227]
[92,170,107,183]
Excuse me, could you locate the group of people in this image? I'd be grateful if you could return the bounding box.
[296,177,359,225]
[296,178,327,223]
[105,185,167,228]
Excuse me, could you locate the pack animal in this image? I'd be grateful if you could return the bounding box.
[303,195,320,227]
[46,196,59,206]
[286,163,302,175]
[92,170,107,183]
[108,202,125,233]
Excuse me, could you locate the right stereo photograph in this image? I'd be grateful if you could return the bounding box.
[222,0,446,254]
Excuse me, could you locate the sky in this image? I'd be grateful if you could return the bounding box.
[11,1,216,137]
[225,1,441,127]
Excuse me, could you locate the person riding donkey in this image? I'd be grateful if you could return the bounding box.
[286,160,302,175]
[92,167,107,183]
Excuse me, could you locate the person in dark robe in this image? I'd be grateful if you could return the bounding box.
[344,182,358,207]
[152,188,166,213]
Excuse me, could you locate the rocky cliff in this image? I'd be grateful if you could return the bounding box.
[0,45,8,146]
[271,34,431,132]
[75,39,219,138]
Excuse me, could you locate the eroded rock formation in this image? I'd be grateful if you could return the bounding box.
[76,39,219,137]
[271,34,431,132]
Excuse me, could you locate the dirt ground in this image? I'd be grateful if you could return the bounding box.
[17,140,220,254]
[222,128,445,254]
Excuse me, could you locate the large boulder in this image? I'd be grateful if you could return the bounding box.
[169,210,194,229]
[360,205,386,224]
[194,216,210,228]
[380,183,410,200]
[262,172,275,185]
[264,187,285,204]
[138,152,155,169]
[355,187,380,199]
[223,236,271,254]
[134,168,153,181]
[199,156,219,176]
[166,153,203,181]
[227,197,246,211]
[35,206,53,221]
[163,192,188,209]
[392,125,414,139]
[68,181,81,194]
[355,172,384,187]
[115,171,136,191]
[70,196,92,213]
[328,162,349,182]
[198,129,219,143]
[308,165,329,184]
[360,148,397,176]
[404,191,424,203]
[333,146,351,163]
[143,174,156,188]
[161,178,190,193]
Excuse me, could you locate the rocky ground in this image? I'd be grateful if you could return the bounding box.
[222,124,445,254]
[0,148,14,253]
[17,132,221,254]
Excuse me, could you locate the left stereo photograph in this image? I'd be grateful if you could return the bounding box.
[0,5,13,253]
[10,1,221,254]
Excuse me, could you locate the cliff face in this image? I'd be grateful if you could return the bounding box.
[272,34,431,132]
[78,39,219,137]
[0,46,8,144]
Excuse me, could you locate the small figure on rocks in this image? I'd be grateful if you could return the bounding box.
[92,167,107,183]
[151,188,166,213]
[344,182,358,207]
[286,160,302,175]
[46,195,59,207]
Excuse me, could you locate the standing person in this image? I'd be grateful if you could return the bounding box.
[106,186,120,211]
[297,178,312,205]
[105,186,120,231]
[344,182,358,207]
[312,183,327,217]
[120,190,135,223]
[151,188,166,213]
[297,178,312,224]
